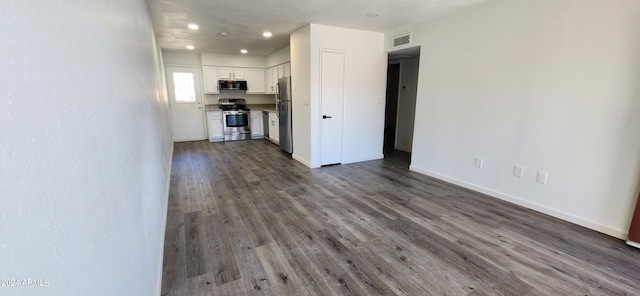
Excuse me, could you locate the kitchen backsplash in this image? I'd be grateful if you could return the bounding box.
[204,91,276,105]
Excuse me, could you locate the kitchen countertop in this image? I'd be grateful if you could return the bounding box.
[248,104,277,112]
[204,104,221,111]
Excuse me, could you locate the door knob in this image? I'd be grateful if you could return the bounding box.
[323,115,332,119]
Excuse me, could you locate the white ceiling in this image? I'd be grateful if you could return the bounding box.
[147,0,492,56]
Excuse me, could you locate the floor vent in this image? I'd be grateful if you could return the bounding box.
[392,33,411,48]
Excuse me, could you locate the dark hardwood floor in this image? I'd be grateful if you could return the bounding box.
[161,140,640,295]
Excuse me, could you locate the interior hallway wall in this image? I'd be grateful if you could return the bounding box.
[385,0,640,238]
[291,24,387,168]
[0,0,173,295]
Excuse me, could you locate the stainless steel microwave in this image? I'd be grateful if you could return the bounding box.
[218,80,248,90]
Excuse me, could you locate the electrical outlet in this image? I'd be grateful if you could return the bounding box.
[537,171,548,184]
[514,165,525,178]
[474,157,483,168]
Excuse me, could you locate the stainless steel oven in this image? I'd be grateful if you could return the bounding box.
[219,98,251,141]
[223,110,250,141]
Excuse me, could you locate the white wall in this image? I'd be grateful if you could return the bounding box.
[291,26,313,166]
[291,24,386,168]
[266,46,291,67]
[0,1,173,295]
[162,51,202,66]
[385,0,640,239]
[395,57,419,152]
[201,52,266,68]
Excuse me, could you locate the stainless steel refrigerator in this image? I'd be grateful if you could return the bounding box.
[277,77,293,153]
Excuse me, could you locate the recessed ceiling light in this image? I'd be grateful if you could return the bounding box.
[219,31,228,36]
[187,24,199,30]
[186,45,195,50]
[367,13,379,17]
[240,49,248,54]
[263,32,272,37]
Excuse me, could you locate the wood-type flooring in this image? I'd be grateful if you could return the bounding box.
[161,140,640,295]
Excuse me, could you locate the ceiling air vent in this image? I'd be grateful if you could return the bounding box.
[392,33,411,48]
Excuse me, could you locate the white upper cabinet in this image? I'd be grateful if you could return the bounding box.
[202,66,219,94]
[202,60,290,95]
[265,68,275,94]
[276,62,290,78]
[245,68,265,94]
[276,64,284,79]
[283,62,290,78]
[218,67,245,80]
[265,62,289,94]
[265,67,278,94]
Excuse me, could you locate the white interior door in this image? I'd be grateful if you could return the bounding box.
[320,50,345,166]
[166,66,206,141]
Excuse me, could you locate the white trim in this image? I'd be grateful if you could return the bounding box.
[155,142,174,295]
[626,240,640,249]
[343,154,384,165]
[292,153,315,168]
[409,164,628,240]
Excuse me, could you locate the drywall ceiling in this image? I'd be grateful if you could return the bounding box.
[147,0,492,56]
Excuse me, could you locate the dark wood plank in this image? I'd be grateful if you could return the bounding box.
[203,213,241,285]
[161,141,640,295]
[315,228,399,295]
[160,226,186,294]
[183,211,206,278]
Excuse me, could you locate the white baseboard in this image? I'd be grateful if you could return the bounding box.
[409,165,628,240]
[627,240,640,249]
[292,153,313,168]
[343,154,384,164]
[156,142,174,296]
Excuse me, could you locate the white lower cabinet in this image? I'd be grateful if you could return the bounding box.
[207,110,224,142]
[250,110,264,139]
[268,112,279,144]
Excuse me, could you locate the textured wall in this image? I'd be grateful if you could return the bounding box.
[0,0,173,295]
[386,0,640,238]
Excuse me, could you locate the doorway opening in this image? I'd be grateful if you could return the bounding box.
[384,46,420,167]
